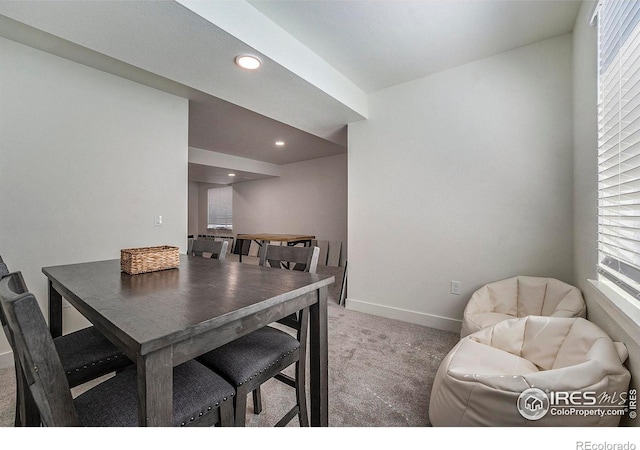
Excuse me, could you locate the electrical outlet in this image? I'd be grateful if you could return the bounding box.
[451,280,461,295]
[154,215,163,226]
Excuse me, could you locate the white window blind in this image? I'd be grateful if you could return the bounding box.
[597,0,640,296]
[207,186,233,230]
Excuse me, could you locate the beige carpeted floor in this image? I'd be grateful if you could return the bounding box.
[0,261,460,427]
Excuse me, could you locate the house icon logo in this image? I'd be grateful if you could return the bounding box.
[517,388,550,420]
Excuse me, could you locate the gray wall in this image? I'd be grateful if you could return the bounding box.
[347,34,574,331]
[0,37,188,360]
[188,180,200,237]
[232,153,348,264]
[572,1,639,426]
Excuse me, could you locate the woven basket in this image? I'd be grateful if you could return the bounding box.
[120,246,180,275]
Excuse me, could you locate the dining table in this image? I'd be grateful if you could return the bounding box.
[42,254,333,426]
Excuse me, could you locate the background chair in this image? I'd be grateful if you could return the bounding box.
[187,239,228,260]
[0,255,8,278]
[0,257,133,426]
[429,316,630,426]
[460,275,586,338]
[0,273,235,427]
[198,245,320,426]
[315,261,347,306]
[259,244,319,272]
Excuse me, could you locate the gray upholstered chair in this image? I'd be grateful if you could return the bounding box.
[198,245,320,427]
[0,258,133,426]
[0,273,235,427]
[187,239,228,260]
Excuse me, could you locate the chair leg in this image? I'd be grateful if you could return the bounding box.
[295,360,308,427]
[218,400,235,426]
[14,355,24,426]
[252,387,263,415]
[234,385,248,427]
[296,307,309,427]
[14,367,21,427]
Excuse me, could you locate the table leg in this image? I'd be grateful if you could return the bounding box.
[137,347,173,426]
[309,285,328,426]
[48,280,62,338]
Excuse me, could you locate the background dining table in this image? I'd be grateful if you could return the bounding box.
[42,255,333,426]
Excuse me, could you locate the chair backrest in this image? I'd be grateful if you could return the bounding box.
[0,266,39,426]
[0,271,28,337]
[0,255,9,278]
[259,245,319,331]
[0,274,79,426]
[259,245,320,273]
[187,239,228,260]
[0,268,29,349]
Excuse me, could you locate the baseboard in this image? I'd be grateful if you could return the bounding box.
[0,350,13,369]
[345,298,462,334]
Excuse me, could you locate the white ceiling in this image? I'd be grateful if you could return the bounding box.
[0,0,582,184]
[249,0,582,93]
[188,163,275,185]
[189,96,347,165]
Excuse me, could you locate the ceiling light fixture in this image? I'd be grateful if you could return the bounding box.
[275,141,285,147]
[228,173,236,177]
[235,54,262,70]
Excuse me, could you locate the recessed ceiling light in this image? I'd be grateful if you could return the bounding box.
[228,173,236,177]
[235,55,262,70]
[275,141,285,147]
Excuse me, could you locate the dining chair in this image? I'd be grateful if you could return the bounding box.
[198,244,320,427]
[259,243,320,272]
[187,239,228,260]
[0,272,236,427]
[0,255,8,278]
[0,259,133,426]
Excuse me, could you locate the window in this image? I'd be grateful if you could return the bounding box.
[207,186,233,230]
[597,0,640,297]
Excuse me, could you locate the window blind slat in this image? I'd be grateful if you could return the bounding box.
[597,0,640,292]
[207,186,233,230]
[600,178,640,197]
[598,163,640,184]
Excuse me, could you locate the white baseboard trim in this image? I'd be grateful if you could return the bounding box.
[345,298,462,334]
[0,350,13,369]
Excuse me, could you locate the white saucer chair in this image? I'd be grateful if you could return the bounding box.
[429,316,630,427]
[460,276,586,338]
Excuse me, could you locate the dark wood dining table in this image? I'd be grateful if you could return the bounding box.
[42,255,333,426]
